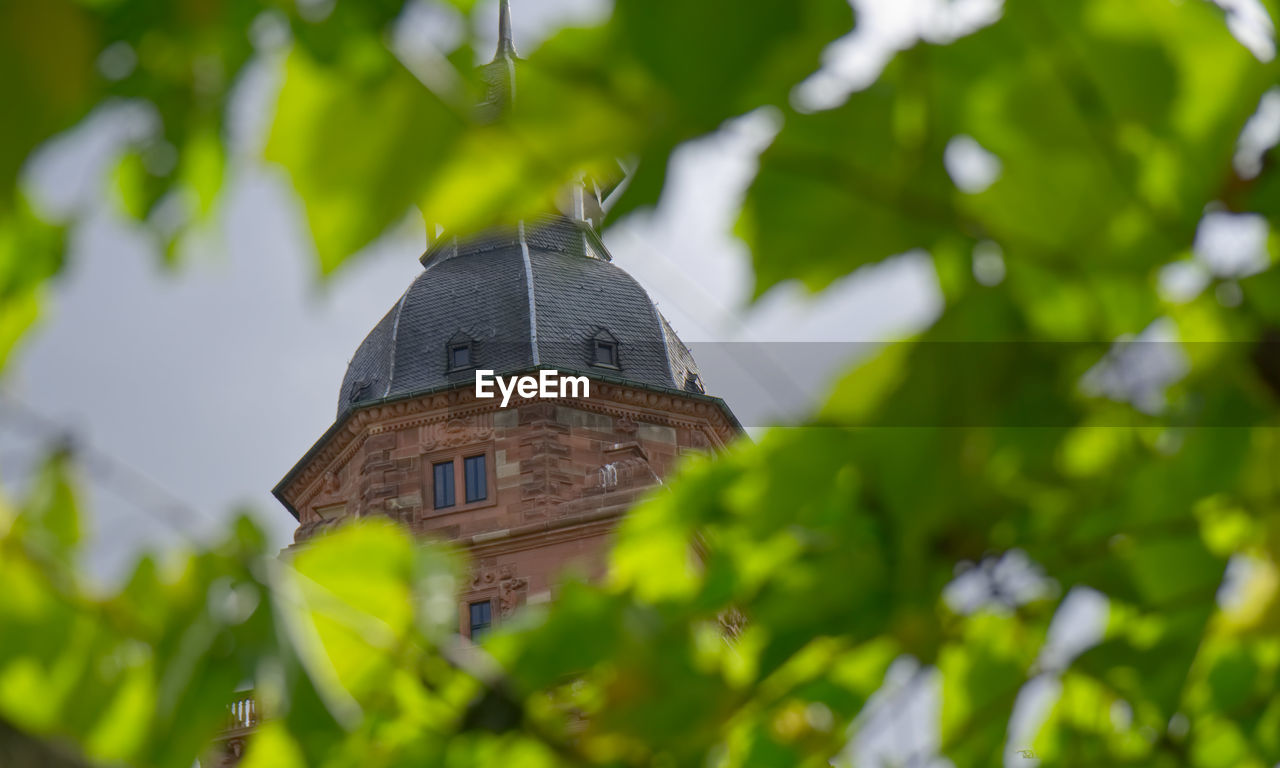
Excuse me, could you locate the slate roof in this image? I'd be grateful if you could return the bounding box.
[337,215,704,416]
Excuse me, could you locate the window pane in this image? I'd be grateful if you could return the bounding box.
[433,461,455,508]
[469,600,492,640]
[450,344,470,368]
[464,455,487,502]
[593,341,615,366]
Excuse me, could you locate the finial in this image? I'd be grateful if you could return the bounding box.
[479,0,518,116]
[495,0,517,59]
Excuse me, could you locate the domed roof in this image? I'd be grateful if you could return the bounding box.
[337,216,702,415]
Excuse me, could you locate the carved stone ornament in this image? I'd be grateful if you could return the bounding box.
[499,577,529,617]
[470,564,528,618]
[322,470,341,494]
[592,442,657,491]
[422,413,494,451]
[472,563,517,588]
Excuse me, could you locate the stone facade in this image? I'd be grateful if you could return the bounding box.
[275,377,738,635]
[205,378,736,765]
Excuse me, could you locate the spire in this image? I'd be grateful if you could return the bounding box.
[495,0,517,60]
[479,0,517,115]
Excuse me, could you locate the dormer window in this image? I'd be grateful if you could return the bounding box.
[446,332,474,371]
[593,340,616,366]
[591,329,619,369]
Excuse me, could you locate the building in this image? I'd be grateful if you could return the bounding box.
[272,206,740,624]
[209,3,740,763]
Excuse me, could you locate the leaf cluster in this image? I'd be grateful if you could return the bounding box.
[5,0,1280,767]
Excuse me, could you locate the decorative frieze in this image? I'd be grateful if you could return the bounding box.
[282,379,736,525]
[421,413,494,450]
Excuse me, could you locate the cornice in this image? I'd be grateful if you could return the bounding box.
[280,378,738,518]
[461,504,630,560]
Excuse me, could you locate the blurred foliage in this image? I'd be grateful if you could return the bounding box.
[4,0,1280,766]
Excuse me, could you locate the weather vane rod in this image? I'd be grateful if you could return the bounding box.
[495,0,517,59]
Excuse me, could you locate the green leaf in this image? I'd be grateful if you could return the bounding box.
[15,450,81,564]
[939,613,1041,768]
[602,0,853,219]
[0,198,64,372]
[743,0,1274,298]
[742,68,956,295]
[267,48,466,274]
[1207,644,1259,714]
[0,0,98,208]
[240,722,306,768]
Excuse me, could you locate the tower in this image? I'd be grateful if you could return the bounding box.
[270,0,740,638]
[272,213,739,634]
[279,215,742,629]
[210,4,740,762]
